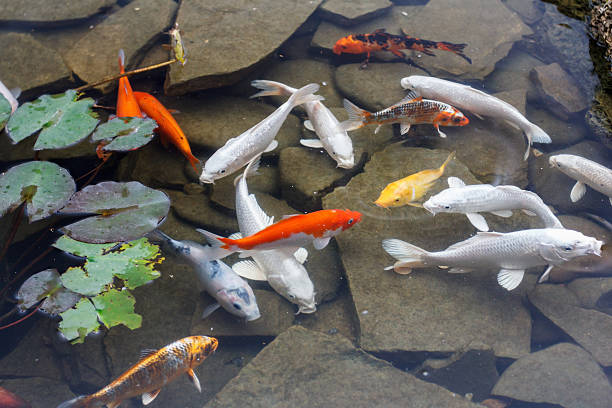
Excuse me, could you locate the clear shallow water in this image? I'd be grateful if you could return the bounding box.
[0,1,611,407]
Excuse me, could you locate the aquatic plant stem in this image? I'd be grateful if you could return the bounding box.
[0,203,25,264]
[0,246,52,300]
[0,302,42,330]
[74,59,178,92]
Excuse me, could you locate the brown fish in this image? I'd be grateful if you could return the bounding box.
[56,336,218,408]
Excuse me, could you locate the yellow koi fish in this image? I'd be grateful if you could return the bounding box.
[374,151,455,208]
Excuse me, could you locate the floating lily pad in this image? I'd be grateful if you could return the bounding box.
[91,117,157,152]
[0,161,76,222]
[0,93,10,131]
[59,181,170,243]
[59,298,100,344]
[6,89,99,150]
[54,236,162,294]
[92,289,141,330]
[16,269,81,315]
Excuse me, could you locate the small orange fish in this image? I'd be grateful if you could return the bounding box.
[333,28,471,66]
[56,336,218,408]
[340,93,468,138]
[133,91,200,172]
[116,49,143,119]
[374,151,455,208]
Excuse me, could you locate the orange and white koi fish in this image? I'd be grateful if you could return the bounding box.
[339,92,468,138]
[332,28,471,66]
[133,91,200,172]
[56,336,218,408]
[197,209,362,259]
[116,49,143,119]
[375,151,455,208]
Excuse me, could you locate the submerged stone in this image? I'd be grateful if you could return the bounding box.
[530,63,590,119]
[318,0,393,27]
[165,189,239,233]
[492,343,612,407]
[165,0,323,95]
[204,326,481,408]
[0,0,115,27]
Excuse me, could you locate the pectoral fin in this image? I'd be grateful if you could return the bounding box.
[466,213,489,231]
[497,269,524,291]
[313,237,331,250]
[187,369,201,393]
[201,303,221,319]
[570,181,586,202]
[300,139,324,149]
[490,210,513,217]
[232,260,267,281]
[264,140,278,153]
[538,265,554,283]
[447,177,465,188]
[434,124,447,138]
[293,247,308,264]
[303,120,315,131]
[522,209,537,216]
[400,121,411,135]
[142,389,161,405]
[374,124,382,134]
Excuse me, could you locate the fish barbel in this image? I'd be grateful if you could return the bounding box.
[400,75,552,160]
[383,228,602,290]
[56,336,218,408]
[423,177,564,231]
[549,154,612,206]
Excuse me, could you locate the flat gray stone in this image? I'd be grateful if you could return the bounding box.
[492,343,612,407]
[322,146,532,358]
[528,140,612,214]
[530,63,590,118]
[314,0,532,80]
[67,0,177,93]
[484,49,544,96]
[294,290,359,342]
[568,277,612,315]
[205,326,481,408]
[0,0,115,27]
[165,0,323,95]
[0,32,73,98]
[504,0,544,25]
[319,0,393,27]
[165,189,239,234]
[158,209,207,243]
[210,165,280,210]
[529,285,612,366]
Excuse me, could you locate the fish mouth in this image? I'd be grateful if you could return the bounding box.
[199,173,215,184]
[245,311,261,321]
[422,202,436,215]
[374,200,387,208]
[296,304,317,314]
[590,240,603,256]
[337,160,355,169]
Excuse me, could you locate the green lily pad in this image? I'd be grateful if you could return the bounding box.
[54,236,162,295]
[0,93,11,131]
[0,161,76,222]
[92,289,141,330]
[16,269,81,315]
[59,181,170,244]
[91,117,157,152]
[6,89,99,150]
[59,298,100,344]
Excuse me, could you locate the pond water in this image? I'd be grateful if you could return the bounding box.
[0,0,611,407]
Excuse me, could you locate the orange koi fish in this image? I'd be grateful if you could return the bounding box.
[56,336,218,408]
[340,92,469,138]
[116,49,143,119]
[133,91,200,172]
[374,151,455,208]
[333,28,471,66]
[198,209,362,259]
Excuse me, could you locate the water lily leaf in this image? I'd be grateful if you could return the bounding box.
[59,298,100,344]
[54,236,162,294]
[16,269,81,315]
[6,89,99,150]
[0,161,76,222]
[0,93,10,131]
[91,117,157,152]
[59,181,170,243]
[92,289,141,330]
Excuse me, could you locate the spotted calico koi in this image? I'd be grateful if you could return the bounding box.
[333,28,472,65]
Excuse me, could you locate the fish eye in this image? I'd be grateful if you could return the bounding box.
[347,218,354,224]
[444,205,451,209]
[220,169,226,174]
[288,294,296,299]
[233,303,242,310]
[563,246,572,251]
[395,198,400,202]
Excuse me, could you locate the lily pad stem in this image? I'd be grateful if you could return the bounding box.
[0,302,42,330]
[74,59,178,92]
[0,202,25,264]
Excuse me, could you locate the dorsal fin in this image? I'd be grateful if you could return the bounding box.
[401,90,422,102]
[140,348,158,359]
[373,28,386,34]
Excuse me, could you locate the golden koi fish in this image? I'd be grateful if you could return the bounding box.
[374,151,455,208]
[56,336,218,408]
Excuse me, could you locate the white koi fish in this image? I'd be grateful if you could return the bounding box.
[423,177,564,231]
[250,80,355,169]
[0,79,20,113]
[199,83,323,183]
[549,154,612,206]
[231,156,316,313]
[149,230,260,321]
[383,228,602,290]
[400,75,552,160]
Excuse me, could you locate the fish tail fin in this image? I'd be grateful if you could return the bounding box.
[521,123,552,160]
[250,80,295,98]
[195,228,235,259]
[339,98,370,132]
[435,41,472,64]
[186,152,201,173]
[118,49,126,74]
[287,83,324,108]
[439,150,456,173]
[56,395,89,408]
[382,238,428,274]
